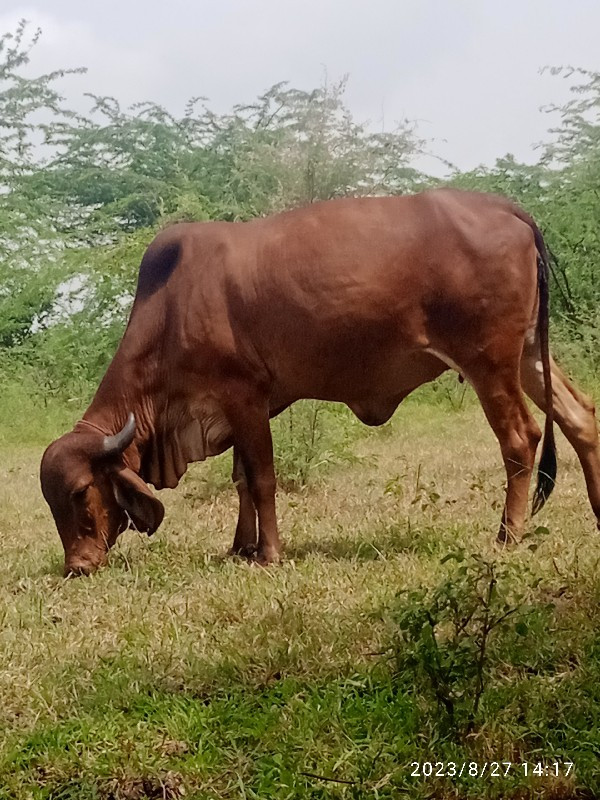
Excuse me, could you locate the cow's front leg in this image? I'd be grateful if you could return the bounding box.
[229,446,258,557]
[226,387,281,565]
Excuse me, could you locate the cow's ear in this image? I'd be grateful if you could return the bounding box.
[111,468,164,535]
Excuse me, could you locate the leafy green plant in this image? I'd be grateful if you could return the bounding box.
[391,553,533,734]
[272,401,362,490]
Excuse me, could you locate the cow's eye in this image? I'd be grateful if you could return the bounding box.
[70,486,89,500]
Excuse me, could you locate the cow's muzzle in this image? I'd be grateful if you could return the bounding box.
[63,558,104,577]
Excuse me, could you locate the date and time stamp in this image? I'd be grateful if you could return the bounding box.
[409,760,574,780]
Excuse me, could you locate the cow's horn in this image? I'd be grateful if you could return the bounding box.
[103,413,136,455]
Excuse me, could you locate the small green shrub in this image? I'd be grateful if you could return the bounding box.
[271,401,362,490]
[390,552,543,735]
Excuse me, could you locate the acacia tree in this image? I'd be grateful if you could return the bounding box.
[28,77,425,229]
[208,78,424,213]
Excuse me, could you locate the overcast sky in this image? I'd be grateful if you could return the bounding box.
[2,0,598,175]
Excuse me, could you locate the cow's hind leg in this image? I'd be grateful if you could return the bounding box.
[229,446,258,557]
[471,366,542,544]
[521,352,600,529]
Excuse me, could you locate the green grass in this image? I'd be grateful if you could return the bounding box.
[1,384,600,798]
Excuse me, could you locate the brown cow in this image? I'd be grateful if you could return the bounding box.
[40,190,600,576]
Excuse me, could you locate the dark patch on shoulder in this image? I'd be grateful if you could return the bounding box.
[136,234,183,300]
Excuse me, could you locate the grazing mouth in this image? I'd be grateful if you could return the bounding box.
[63,559,103,577]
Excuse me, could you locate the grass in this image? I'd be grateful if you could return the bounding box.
[1,384,600,798]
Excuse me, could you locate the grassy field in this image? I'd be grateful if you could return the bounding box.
[1,387,600,799]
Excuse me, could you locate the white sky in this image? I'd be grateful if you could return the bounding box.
[1,0,598,175]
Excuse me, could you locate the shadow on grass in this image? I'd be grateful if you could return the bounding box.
[286,521,469,562]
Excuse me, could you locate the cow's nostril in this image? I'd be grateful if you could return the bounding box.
[64,561,97,578]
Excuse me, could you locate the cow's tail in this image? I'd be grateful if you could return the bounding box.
[522,215,557,515]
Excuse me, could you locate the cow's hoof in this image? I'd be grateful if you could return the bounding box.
[252,547,282,567]
[495,529,519,549]
[229,543,258,559]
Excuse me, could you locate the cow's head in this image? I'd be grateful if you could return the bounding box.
[40,414,164,577]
